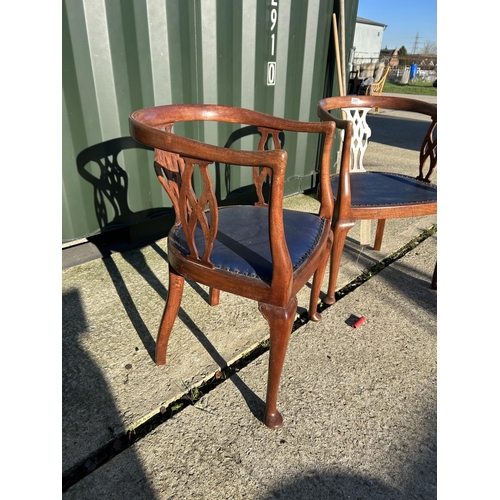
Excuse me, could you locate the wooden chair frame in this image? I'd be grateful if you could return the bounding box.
[129,104,336,428]
[317,95,437,304]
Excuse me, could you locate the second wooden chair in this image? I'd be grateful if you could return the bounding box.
[317,95,437,304]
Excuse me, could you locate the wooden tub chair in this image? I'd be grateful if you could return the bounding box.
[129,104,336,428]
[316,95,437,305]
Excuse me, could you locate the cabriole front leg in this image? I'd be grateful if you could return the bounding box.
[258,296,298,429]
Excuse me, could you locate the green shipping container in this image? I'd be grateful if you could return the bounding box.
[62,0,358,248]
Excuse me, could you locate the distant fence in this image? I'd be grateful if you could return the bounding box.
[388,66,437,84]
[350,58,437,85]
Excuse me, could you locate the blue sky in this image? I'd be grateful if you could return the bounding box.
[357,0,437,52]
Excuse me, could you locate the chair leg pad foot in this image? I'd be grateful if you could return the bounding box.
[309,311,322,322]
[264,411,283,429]
[323,295,336,305]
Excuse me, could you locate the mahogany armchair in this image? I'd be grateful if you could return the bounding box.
[129,104,336,428]
[317,95,437,304]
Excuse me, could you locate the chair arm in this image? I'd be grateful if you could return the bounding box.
[317,99,350,130]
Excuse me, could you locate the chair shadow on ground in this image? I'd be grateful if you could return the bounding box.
[74,128,285,416]
[62,288,157,497]
[72,124,436,431]
[261,471,404,499]
[62,253,265,490]
[116,240,267,421]
[260,468,435,499]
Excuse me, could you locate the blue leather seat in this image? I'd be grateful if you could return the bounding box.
[173,206,326,284]
[331,172,437,207]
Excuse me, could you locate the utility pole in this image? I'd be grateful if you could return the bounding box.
[411,33,420,55]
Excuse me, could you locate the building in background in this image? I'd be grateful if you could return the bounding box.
[380,48,399,67]
[351,17,387,65]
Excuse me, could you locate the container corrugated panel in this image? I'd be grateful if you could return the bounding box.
[63,0,356,243]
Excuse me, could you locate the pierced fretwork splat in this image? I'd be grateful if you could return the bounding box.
[154,148,185,225]
[154,147,218,268]
[254,127,283,206]
[341,107,371,172]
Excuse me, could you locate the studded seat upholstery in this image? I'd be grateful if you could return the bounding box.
[173,206,326,284]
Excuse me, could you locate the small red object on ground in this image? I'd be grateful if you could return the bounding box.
[353,316,366,328]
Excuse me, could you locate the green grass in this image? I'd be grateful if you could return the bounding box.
[383,81,437,97]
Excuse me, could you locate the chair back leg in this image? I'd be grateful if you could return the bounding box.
[209,287,220,306]
[325,220,355,305]
[156,266,185,365]
[374,219,386,251]
[309,232,333,321]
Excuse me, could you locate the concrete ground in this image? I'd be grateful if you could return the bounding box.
[62,96,437,498]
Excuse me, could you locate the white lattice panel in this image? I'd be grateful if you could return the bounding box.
[341,107,372,172]
[341,105,373,244]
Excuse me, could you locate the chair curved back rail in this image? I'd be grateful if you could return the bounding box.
[317,95,437,304]
[129,104,336,428]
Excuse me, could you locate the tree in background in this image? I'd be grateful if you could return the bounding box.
[398,45,409,66]
[422,40,437,57]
